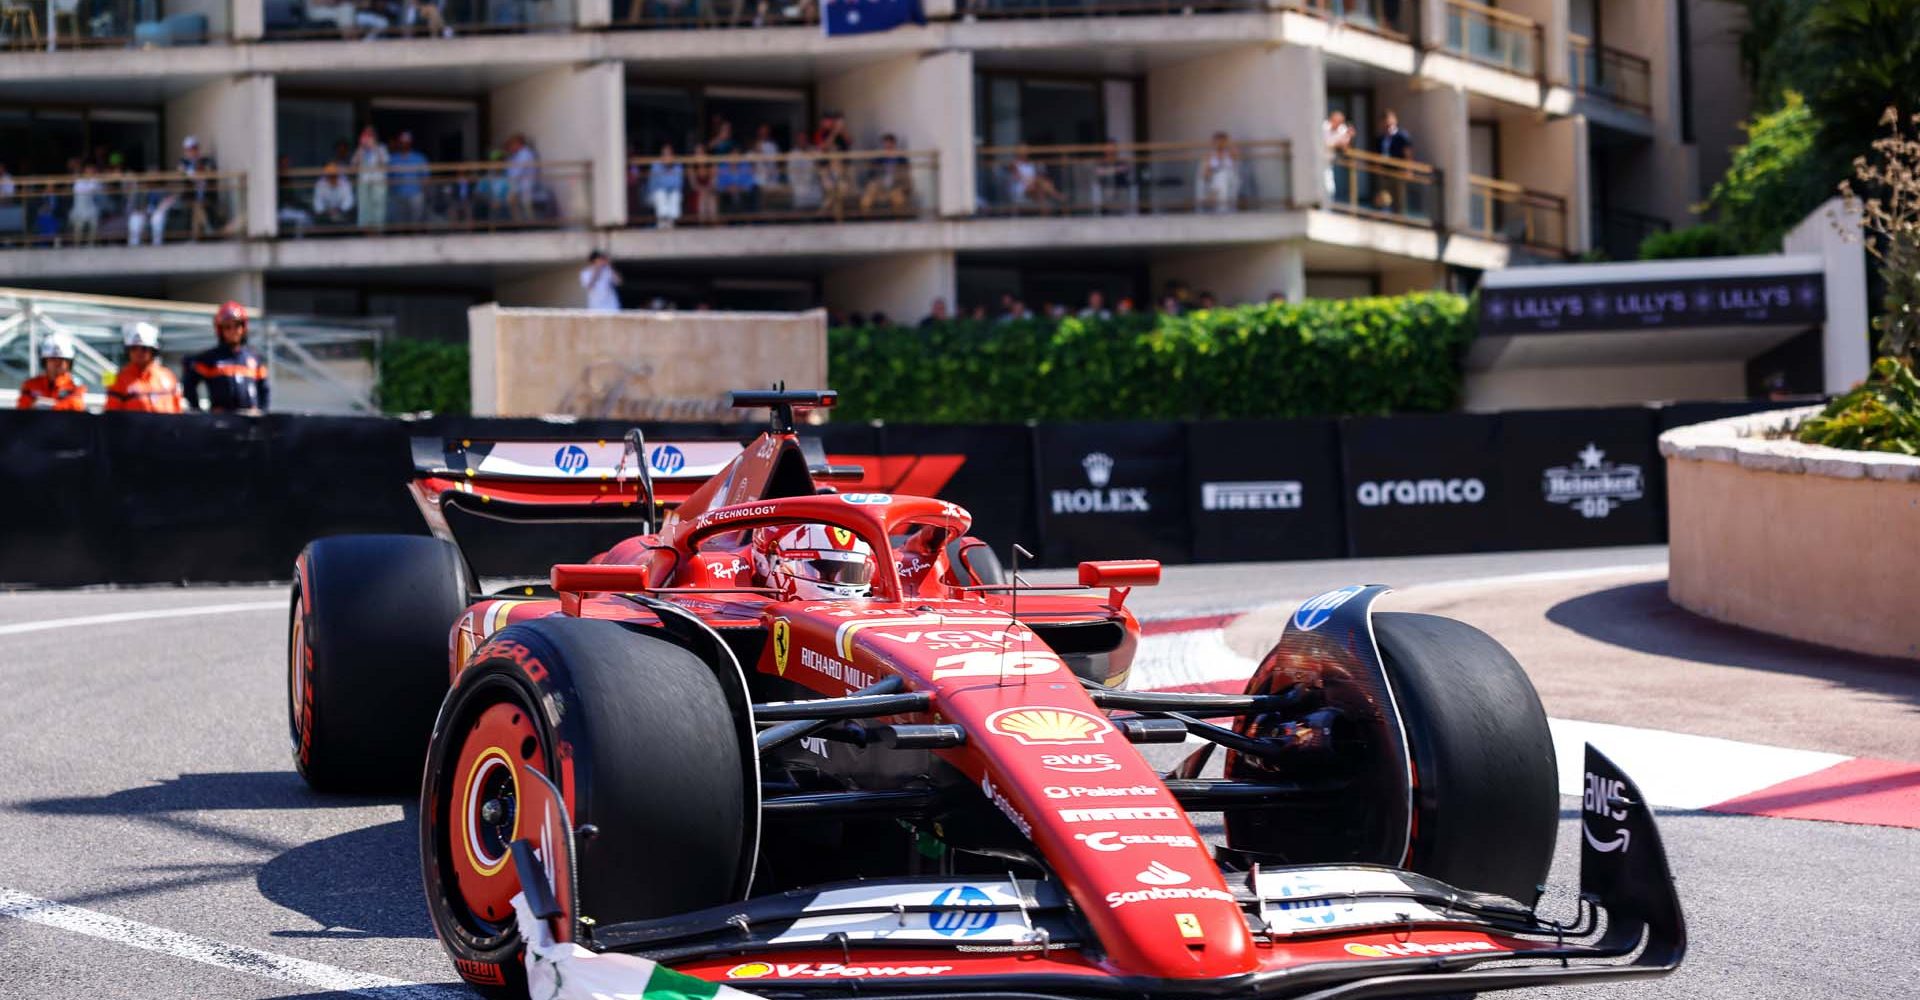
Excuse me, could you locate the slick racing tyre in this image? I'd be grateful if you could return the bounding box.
[1374,612,1558,906]
[289,534,470,793]
[947,536,1007,585]
[421,618,752,998]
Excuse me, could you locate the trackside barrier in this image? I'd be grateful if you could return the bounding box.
[0,400,1809,585]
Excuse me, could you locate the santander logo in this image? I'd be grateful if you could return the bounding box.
[1135,861,1190,887]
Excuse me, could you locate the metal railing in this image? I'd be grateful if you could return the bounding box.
[260,0,573,39]
[0,170,246,249]
[1295,0,1414,39]
[1465,175,1566,254]
[277,159,590,236]
[627,149,937,227]
[0,287,388,414]
[1443,0,1538,76]
[0,0,220,50]
[956,0,1255,18]
[1325,148,1437,226]
[975,140,1292,216]
[611,0,817,29]
[1596,207,1668,261]
[1568,34,1652,115]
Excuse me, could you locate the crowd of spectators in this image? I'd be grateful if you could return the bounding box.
[278,127,559,234]
[821,283,1288,328]
[628,111,919,227]
[0,137,230,248]
[1323,108,1424,216]
[979,130,1252,216]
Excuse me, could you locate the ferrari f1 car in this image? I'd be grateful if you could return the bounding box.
[286,389,1685,1000]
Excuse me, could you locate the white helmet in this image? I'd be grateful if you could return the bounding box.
[752,523,877,600]
[123,321,161,350]
[37,334,77,360]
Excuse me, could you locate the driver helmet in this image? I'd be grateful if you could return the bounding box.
[37,334,77,360]
[752,523,876,600]
[123,321,161,350]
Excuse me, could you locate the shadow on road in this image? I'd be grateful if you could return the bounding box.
[16,770,401,816]
[258,817,434,939]
[1545,581,1920,711]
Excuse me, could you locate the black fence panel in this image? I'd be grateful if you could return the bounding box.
[1494,407,1661,550]
[0,411,110,587]
[267,414,422,556]
[1339,413,1505,557]
[100,412,277,584]
[1187,419,1345,563]
[1035,422,1191,566]
[865,423,1038,556]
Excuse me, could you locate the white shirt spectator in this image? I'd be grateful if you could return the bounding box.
[580,261,622,311]
[313,175,355,215]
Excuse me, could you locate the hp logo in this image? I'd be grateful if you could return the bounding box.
[1293,585,1365,632]
[649,445,686,474]
[553,445,591,476]
[928,886,997,937]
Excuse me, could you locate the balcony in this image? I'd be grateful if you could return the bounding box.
[1294,0,1414,41]
[1325,148,1437,226]
[0,169,246,248]
[609,0,816,29]
[1465,176,1565,254]
[261,0,573,40]
[1569,34,1651,115]
[975,139,1292,216]
[1442,0,1538,77]
[1595,207,1667,261]
[626,149,937,227]
[276,160,590,236]
[956,0,1255,17]
[1,0,221,49]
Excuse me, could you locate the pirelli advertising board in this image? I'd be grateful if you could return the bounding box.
[1186,419,1344,562]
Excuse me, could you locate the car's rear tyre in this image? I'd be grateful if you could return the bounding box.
[1373,612,1557,905]
[947,537,1006,585]
[289,534,469,793]
[421,618,751,998]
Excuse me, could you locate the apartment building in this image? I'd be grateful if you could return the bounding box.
[0,0,1739,334]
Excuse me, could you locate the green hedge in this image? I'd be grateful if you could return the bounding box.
[829,294,1473,423]
[378,336,471,415]
[373,293,1473,421]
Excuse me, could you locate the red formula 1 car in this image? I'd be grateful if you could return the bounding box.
[287,389,1684,1000]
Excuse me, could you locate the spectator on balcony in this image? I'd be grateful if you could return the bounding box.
[1090,139,1134,215]
[1009,147,1065,213]
[389,131,430,224]
[1114,297,1135,316]
[1078,290,1111,320]
[437,165,478,225]
[399,0,453,36]
[69,163,104,245]
[0,163,15,204]
[1196,131,1239,213]
[708,117,737,155]
[1322,109,1354,202]
[1196,290,1217,310]
[919,297,949,327]
[1374,110,1414,214]
[688,143,719,224]
[813,112,850,154]
[751,123,782,191]
[177,136,219,240]
[581,250,622,311]
[645,142,684,229]
[788,137,823,214]
[313,162,355,225]
[717,151,759,215]
[350,126,390,228]
[504,133,540,222]
[352,0,394,37]
[858,133,912,216]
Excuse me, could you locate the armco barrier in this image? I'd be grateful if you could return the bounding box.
[0,399,1815,586]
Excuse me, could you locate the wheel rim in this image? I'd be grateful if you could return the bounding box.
[288,592,313,766]
[446,699,547,929]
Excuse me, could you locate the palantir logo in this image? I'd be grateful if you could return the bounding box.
[649,444,686,474]
[553,445,590,476]
[1542,443,1643,519]
[1082,452,1114,487]
[928,886,997,937]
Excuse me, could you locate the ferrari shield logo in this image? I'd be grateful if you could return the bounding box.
[829,526,855,549]
[1176,913,1203,939]
[773,618,791,676]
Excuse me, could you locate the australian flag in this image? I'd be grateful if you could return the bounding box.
[823,0,924,35]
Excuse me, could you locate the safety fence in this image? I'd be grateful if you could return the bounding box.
[1442,0,1538,77]
[975,140,1291,217]
[0,398,1810,585]
[1325,148,1437,226]
[260,0,575,39]
[1294,0,1414,40]
[1465,176,1566,255]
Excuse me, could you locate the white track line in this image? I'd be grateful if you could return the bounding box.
[0,601,283,638]
[0,887,461,998]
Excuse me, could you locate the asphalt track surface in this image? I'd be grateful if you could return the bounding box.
[2,546,1915,999]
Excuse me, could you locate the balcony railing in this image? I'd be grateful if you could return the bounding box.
[261,0,573,39]
[0,170,246,249]
[1465,175,1566,254]
[1443,0,1538,77]
[627,149,937,227]
[1569,34,1652,115]
[611,0,817,27]
[1596,207,1668,261]
[957,0,1254,18]
[0,0,220,50]
[976,140,1292,216]
[1325,148,1437,226]
[1294,0,1414,40]
[277,159,590,236]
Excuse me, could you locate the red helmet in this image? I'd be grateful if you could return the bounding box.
[215,300,248,327]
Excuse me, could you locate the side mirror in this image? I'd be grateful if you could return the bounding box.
[1078,559,1161,592]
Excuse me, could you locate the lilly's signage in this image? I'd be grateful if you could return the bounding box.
[1479,273,1825,335]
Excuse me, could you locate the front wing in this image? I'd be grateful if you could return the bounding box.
[510,744,1683,1000]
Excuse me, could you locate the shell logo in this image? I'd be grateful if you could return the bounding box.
[728,962,775,979]
[1344,944,1389,958]
[985,706,1114,746]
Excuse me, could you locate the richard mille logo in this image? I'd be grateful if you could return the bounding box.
[1542,443,1644,519]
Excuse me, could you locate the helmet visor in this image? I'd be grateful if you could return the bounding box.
[778,550,874,587]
